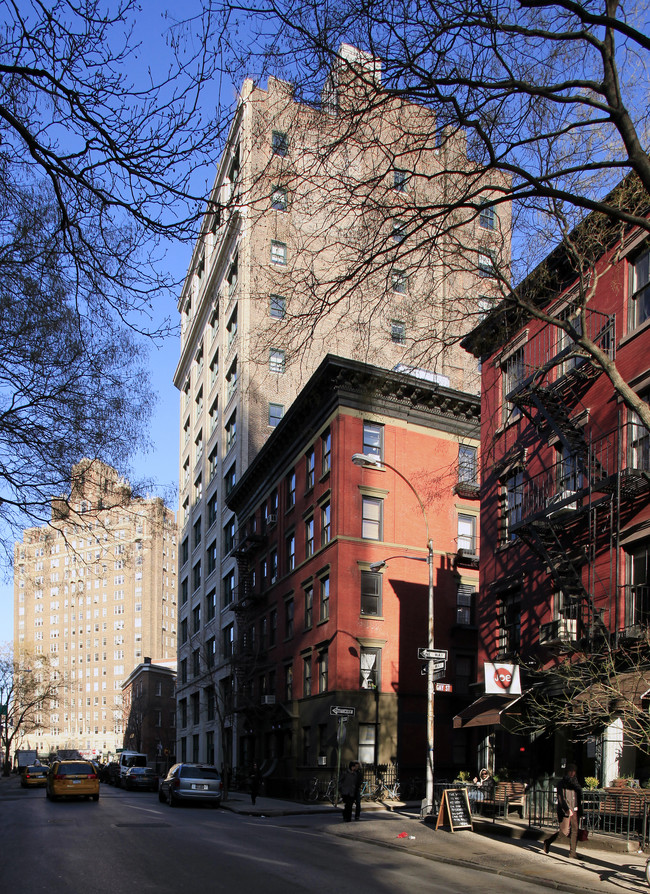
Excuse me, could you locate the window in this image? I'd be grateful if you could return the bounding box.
[181,537,189,566]
[224,463,236,496]
[363,422,383,459]
[226,359,237,402]
[393,169,408,191]
[391,269,407,294]
[223,569,235,607]
[180,698,187,726]
[455,655,474,695]
[626,540,650,627]
[478,250,495,277]
[497,590,521,655]
[305,516,314,558]
[458,445,478,484]
[209,445,218,480]
[227,254,238,296]
[225,412,237,451]
[284,663,293,700]
[392,220,406,242]
[223,623,234,658]
[223,519,235,555]
[269,348,285,374]
[556,444,583,493]
[321,429,331,475]
[208,493,218,528]
[271,130,288,156]
[457,514,476,553]
[206,588,216,622]
[457,584,475,625]
[270,294,286,319]
[318,651,328,694]
[303,655,312,697]
[269,403,284,427]
[180,578,188,606]
[286,533,295,572]
[192,649,200,677]
[194,474,203,502]
[180,617,188,644]
[269,548,278,584]
[206,686,216,721]
[227,308,238,348]
[271,186,287,211]
[319,576,329,622]
[209,351,219,389]
[391,320,406,344]
[361,496,382,540]
[305,448,315,489]
[360,571,382,616]
[629,401,650,472]
[285,597,294,639]
[192,561,201,592]
[192,604,201,634]
[360,647,380,689]
[180,658,187,685]
[358,723,376,765]
[479,200,497,230]
[193,517,202,550]
[501,347,524,421]
[503,471,523,541]
[321,502,331,546]
[271,240,287,265]
[304,586,313,629]
[286,469,296,508]
[630,249,650,330]
[269,608,277,647]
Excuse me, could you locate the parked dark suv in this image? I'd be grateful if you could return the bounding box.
[158,763,222,807]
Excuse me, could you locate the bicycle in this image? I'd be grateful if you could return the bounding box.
[323,777,340,805]
[371,777,400,801]
[303,777,321,802]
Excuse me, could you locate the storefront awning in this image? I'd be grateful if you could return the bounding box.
[453,693,524,729]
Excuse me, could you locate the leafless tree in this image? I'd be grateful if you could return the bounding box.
[203,0,650,426]
[0,1,229,538]
[0,644,61,774]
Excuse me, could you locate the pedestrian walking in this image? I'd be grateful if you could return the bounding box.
[544,763,583,858]
[249,762,262,806]
[340,761,358,822]
[353,761,364,820]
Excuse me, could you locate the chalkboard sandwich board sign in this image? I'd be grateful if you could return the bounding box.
[435,788,473,832]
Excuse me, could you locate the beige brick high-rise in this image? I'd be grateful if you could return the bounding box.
[13,460,177,759]
[173,46,507,768]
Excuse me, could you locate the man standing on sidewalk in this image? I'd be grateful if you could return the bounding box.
[544,764,583,858]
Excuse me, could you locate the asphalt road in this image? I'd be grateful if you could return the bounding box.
[1,783,552,893]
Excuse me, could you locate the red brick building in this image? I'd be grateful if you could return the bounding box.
[462,215,650,783]
[122,658,177,771]
[226,355,480,794]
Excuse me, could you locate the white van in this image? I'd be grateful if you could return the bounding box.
[118,751,147,786]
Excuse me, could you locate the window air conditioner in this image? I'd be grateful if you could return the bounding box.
[547,490,577,514]
[267,514,278,525]
[261,695,276,706]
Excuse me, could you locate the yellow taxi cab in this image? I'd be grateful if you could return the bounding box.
[21,765,49,788]
[46,760,100,801]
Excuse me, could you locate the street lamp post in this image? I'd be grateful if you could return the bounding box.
[352,453,435,817]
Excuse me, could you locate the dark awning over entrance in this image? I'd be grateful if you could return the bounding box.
[453,693,523,729]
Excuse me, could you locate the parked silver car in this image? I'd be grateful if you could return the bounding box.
[158,763,222,807]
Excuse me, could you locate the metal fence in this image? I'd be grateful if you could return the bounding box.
[528,785,650,847]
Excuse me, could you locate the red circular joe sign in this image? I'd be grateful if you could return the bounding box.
[493,667,513,690]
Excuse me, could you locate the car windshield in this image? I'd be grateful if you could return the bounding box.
[27,767,47,775]
[179,767,219,780]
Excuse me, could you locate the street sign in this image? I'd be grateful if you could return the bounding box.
[435,683,453,693]
[330,705,356,717]
[418,648,448,661]
[422,661,446,673]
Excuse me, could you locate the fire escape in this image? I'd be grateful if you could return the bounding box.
[504,306,621,649]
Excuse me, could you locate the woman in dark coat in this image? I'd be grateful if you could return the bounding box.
[544,764,583,858]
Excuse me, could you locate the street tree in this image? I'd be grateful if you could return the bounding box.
[206,0,650,427]
[0,0,228,537]
[0,644,61,774]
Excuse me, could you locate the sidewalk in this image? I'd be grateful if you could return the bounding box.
[221,792,650,894]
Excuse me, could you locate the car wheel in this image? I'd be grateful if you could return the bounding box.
[167,790,177,807]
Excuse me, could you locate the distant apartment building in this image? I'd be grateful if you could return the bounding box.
[122,658,177,769]
[14,460,177,759]
[174,45,503,768]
